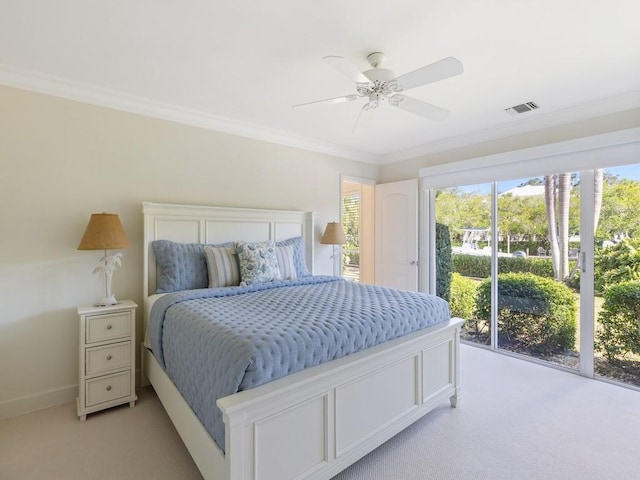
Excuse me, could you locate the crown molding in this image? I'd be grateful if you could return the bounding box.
[0,63,380,164]
[3,63,637,168]
[380,90,640,165]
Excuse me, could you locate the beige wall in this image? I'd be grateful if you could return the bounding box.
[378,109,640,183]
[0,85,379,417]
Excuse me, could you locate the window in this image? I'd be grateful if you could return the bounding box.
[341,178,375,283]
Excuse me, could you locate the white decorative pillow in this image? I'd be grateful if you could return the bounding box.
[204,246,240,288]
[235,241,281,285]
[275,244,297,280]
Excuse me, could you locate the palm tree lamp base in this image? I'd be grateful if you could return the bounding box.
[96,296,118,307]
[93,251,123,307]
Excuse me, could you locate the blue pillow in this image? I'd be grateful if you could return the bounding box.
[152,240,232,293]
[276,236,310,277]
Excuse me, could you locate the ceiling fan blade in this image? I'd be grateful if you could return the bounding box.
[391,56,463,92]
[389,94,450,121]
[323,56,370,84]
[293,94,359,109]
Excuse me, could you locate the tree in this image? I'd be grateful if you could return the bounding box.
[557,173,572,281]
[598,178,640,240]
[546,170,604,283]
[518,177,544,186]
[435,188,491,244]
[594,169,604,235]
[545,175,561,280]
[435,223,452,301]
[498,192,548,247]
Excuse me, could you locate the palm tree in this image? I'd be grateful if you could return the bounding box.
[545,175,561,280]
[593,169,604,234]
[557,172,572,280]
[546,170,604,282]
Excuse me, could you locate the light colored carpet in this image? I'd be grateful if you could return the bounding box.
[1,345,639,480]
[0,386,203,480]
[334,346,640,480]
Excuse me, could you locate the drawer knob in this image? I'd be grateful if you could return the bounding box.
[106,324,113,330]
[106,355,112,361]
[106,385,112,391]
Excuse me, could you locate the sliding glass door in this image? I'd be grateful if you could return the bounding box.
[494,174,581,372]
[590,165,640,387]
[435,184,492,347]
[428,158,640,388]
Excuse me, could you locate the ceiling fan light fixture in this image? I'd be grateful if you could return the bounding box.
[363,67,395,83]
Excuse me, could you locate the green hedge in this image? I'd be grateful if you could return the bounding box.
[452,254,491,278]
[594,239,640,295]
[435,223,452,302]
[452,254,555,279]
[595,281,640,362]
[476,273,577,354]
[449,273,478,320]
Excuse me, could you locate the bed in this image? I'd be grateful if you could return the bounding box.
[141,201,463,480]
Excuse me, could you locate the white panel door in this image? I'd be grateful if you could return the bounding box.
[374,179,418,291]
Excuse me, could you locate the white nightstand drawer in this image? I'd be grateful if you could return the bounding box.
[85,311,131,344]
[85,341,131,376]
[86,371,131,407]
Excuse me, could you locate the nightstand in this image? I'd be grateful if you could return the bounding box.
[77,300,137,421]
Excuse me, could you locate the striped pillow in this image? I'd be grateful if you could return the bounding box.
[204,246,240,288]
[275,244,297,280]
[276,236,310,277]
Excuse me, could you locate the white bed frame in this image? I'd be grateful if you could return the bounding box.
[142,201,463,480]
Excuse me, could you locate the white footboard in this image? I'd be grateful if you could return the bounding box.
[218,317,463,480]
[145,318,462,480]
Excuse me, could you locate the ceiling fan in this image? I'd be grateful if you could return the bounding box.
[293,52,463,131]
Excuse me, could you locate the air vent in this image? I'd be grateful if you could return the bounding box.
[505,101,540,115]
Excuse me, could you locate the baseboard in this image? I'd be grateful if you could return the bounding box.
[0,384,77,420]
[1,371,146,420]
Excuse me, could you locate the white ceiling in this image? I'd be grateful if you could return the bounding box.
[1,0,639,164]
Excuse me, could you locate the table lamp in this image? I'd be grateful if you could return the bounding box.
[320,222,347,276]
[78,213,130,306]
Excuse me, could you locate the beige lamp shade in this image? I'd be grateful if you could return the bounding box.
[320,222,347,245]
[78,213,130,251]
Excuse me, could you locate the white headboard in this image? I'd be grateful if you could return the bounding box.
[142,201,315,303]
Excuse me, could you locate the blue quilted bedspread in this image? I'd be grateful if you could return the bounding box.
[148,276,450,452]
